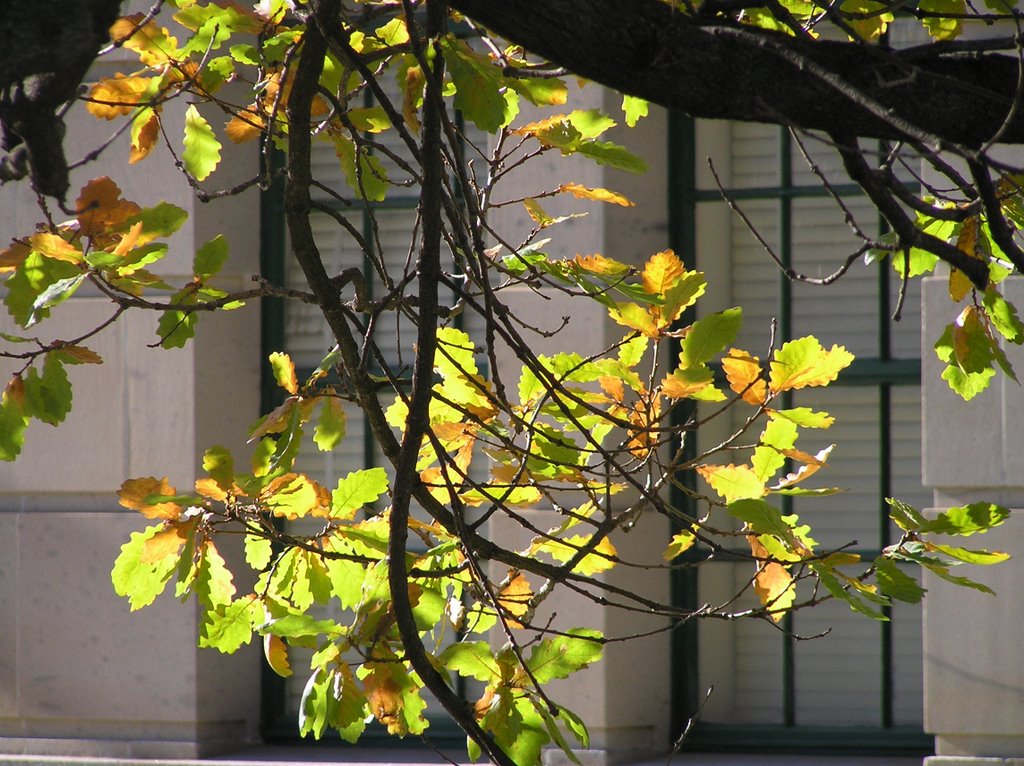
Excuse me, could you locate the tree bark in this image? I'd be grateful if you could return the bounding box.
[451,0,1024,147]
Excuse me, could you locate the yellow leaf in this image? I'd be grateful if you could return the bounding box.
[268,351,298,395]
[609,301,660,338]
[28,232,82,264]
[696,463,766,504]
[56,344,103,364]
[118,476,182,520]
[530,534,617,575]
[497,570,532,628]
[264,634,293,677]
[261,473,329,519]
[558,182,634,207]
[768,337,854,393]
[110,15,179,66]
[573,252,631,276]
[950,216,982,301]
[140,523,188,564]
[722,348,768,405]
[86,74,152,120]
[749,536,795,621]
[664,529,696,560]
[641,249,685,295]
[402,64,424,134]
[523,197,553,226]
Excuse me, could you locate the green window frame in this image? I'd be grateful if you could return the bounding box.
[668,113,932,756]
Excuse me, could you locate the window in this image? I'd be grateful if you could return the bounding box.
[670,114,931,754]
[258,80,486,743]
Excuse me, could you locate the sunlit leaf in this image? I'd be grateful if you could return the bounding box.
[749,537,795,621]
[331,467,389,519]
[663,529,696,560]
[769,337,854,392]
[558,183,634,207]
[118,476,182,520]
[497,570,532,627]
[183,104,222,181]
[697,463,766,503]
[268,351,298,395]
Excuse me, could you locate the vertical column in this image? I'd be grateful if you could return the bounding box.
[921,276,1024,764]
[487,88,673,765]
[0,62,262,758]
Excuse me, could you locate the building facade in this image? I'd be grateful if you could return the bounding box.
[0,43,1021,766]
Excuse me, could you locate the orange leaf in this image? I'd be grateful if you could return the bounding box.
[118,476,182,520]
[749,536,795,622]
[642,250,684,295]
[264,634,293,677]
[196,477,229,502]
[497,570,532,628]
[558,183,634,207]
[773,445,835,489]
[722,348,768,405]
[112,221,145,257]
[0,240,31,272]
[86,74,151,120]
[140,523,188,564]
[130,111,161,164]
[225,113,264,144]
[75,177,142,238]
[364,665,406,734]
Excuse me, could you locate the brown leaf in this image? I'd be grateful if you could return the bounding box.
[130,111,161,164]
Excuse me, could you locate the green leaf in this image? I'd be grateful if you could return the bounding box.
[886,497,929,532]
[527,628,603,683]
[157,305,198,349]
[576,140,648,174]
[200,595,260,652]
[443,39,518,132]
[334,136,389,202]
[873,558,925,603]
[194,540,236,610]
[128,202,189,238]
[4,250,81,327]
[622,95,649,127]
[22,353,72,426]
[0,394,28,461]
[941,364,995,400]
[111,525,180,610]
[769,407,834,428]
[729,498,791,538]
[244,534,272,570]
[508,75,568,107]
[567,109,616,139]
[770,336,854,392]
[919,501,1011,536]
[918,0,965,39]
[29,274,86,326]
[202,444,234,489]
[929,543,1010,565]
[313,396,346,451]
[440,641,500,681]
[194,234,228,278]
[183,104,222,181]
[331,467,389,518]
[680,307,743,368]
[983,286,1024,343]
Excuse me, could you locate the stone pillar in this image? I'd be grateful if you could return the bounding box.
[487,89,672,765]
[921,276,1024,764]
[0,51,262,759]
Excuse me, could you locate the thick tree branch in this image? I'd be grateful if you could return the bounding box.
[451,0,1024,147]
